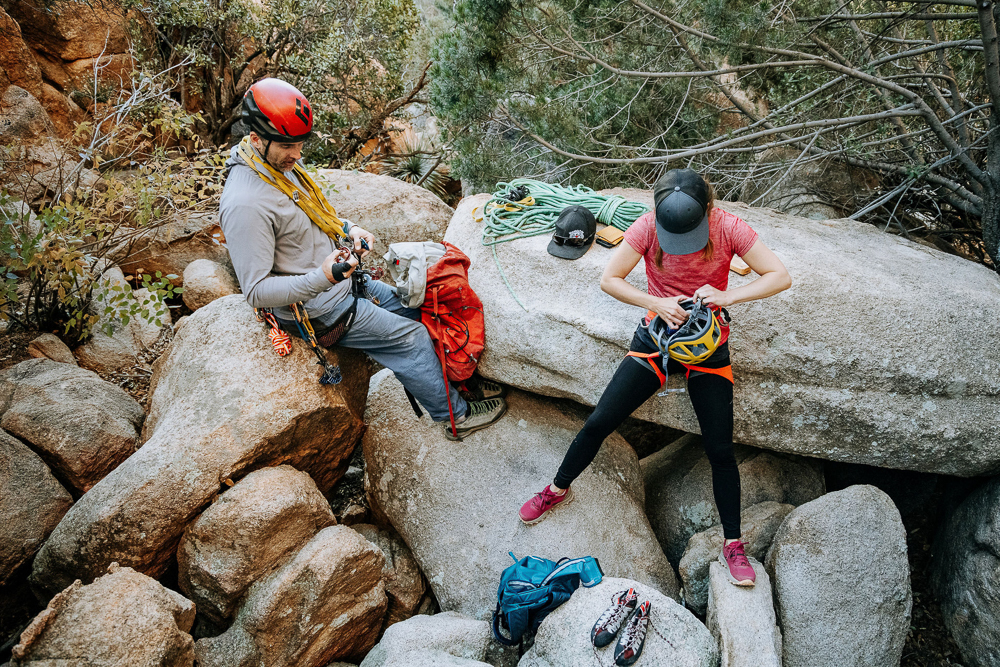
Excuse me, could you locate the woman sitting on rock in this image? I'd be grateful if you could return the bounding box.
[518,168,792,587]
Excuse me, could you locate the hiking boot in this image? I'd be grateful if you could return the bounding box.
[591,588,638,648]
[518,485,574,525]
[719,539,756,587]
[459,375,507,402]
[614,600,650,666]
[443,397,507,441]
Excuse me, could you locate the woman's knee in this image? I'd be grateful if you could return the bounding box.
[702,439,738,470]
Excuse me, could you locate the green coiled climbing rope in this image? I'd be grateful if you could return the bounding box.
[475,179,651,310]
[479,179,651,246]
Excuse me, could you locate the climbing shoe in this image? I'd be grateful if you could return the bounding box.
[591,588,638,648]
[614,600,650,666]
[518,485,574,525]
[459,375,507,402]
[444,397,507,441]
[719,540,756,587]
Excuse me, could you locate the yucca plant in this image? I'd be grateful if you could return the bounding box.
[378,136,450,200]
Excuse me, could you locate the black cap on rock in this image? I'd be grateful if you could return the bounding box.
[653,169,710,255]
[547,205,597,260]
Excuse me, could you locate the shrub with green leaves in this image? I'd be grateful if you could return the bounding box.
[0,191,180,342]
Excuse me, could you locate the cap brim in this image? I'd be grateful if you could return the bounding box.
[655,212,709,255]
[547,238,592,259]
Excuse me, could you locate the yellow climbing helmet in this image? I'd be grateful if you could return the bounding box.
[648,299,730,365]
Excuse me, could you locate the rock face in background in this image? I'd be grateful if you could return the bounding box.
[679,500,793,615]
[195,526,387,667]
[0,8,43,98]
[643,436,824,564]
[353,523,427,628]
[182,258,240,311]
[30,296,369,598]
[360,612,491,667]
[4,0,130,137]
[447,191,1000,476]
[0,84,95,204]
[519,578,718,667]
[0,358,144,494]
[766,485,911,667]
[706,560,781,667]
[113,211,231,286]
[0,429,72,586]
[11,563,195,667]
[932,477,1000,667]
[177,465,336,625]
[316,169,454,271]
[364,370,678,621]
[739,148,879,220]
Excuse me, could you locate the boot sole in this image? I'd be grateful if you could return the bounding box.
[443,402,508,441]
[520,488,574,525]
[718,554,756,587]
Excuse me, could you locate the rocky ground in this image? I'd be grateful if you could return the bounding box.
[2,172,999,666]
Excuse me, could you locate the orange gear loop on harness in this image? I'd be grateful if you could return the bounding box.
[255,308,293,357]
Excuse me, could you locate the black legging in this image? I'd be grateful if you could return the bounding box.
[554,324,741,539]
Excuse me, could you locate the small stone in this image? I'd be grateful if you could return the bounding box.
[26,333,76,365]
[181,259,240,311]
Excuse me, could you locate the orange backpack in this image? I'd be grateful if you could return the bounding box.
[421,242,485,384]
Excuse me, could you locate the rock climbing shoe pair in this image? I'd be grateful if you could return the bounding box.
[443,397,507,441]
[592,589,650,666]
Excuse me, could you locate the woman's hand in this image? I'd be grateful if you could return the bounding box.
[349,226,376,259]
[651,295,690,328]
[692,284,734,308]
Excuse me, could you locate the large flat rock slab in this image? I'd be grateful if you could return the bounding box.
[30,296,369,599]
[446,191,1000,476]
[363,370,678,621]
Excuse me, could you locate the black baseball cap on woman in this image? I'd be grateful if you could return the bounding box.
[653,169,710,255]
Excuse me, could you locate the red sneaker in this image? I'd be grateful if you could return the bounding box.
[518,485,574,525]
[720,540,756,586]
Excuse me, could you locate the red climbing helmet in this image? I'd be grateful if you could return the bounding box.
[242,78,313,142]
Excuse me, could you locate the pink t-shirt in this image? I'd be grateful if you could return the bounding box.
[623,207,758,300]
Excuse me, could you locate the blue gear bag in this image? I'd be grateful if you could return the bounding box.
[491,552,604,646]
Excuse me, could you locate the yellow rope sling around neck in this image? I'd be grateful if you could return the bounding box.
[236,135,347,241]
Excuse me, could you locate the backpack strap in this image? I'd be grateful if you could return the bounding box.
[491,604,520,647]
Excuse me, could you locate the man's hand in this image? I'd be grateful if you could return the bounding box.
[692,284,734,307]
[322,248,358,283]
[650,295,690,329]
[349,226,376,259]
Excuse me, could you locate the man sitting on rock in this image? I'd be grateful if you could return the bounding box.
[219,77,506,439]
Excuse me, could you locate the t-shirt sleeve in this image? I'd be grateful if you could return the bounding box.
[624,212,654,255]
[728,213,759,257]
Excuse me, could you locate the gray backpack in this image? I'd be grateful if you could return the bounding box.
[382,241,446,308]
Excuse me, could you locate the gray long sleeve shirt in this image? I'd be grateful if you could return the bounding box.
[219,145,352,322]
